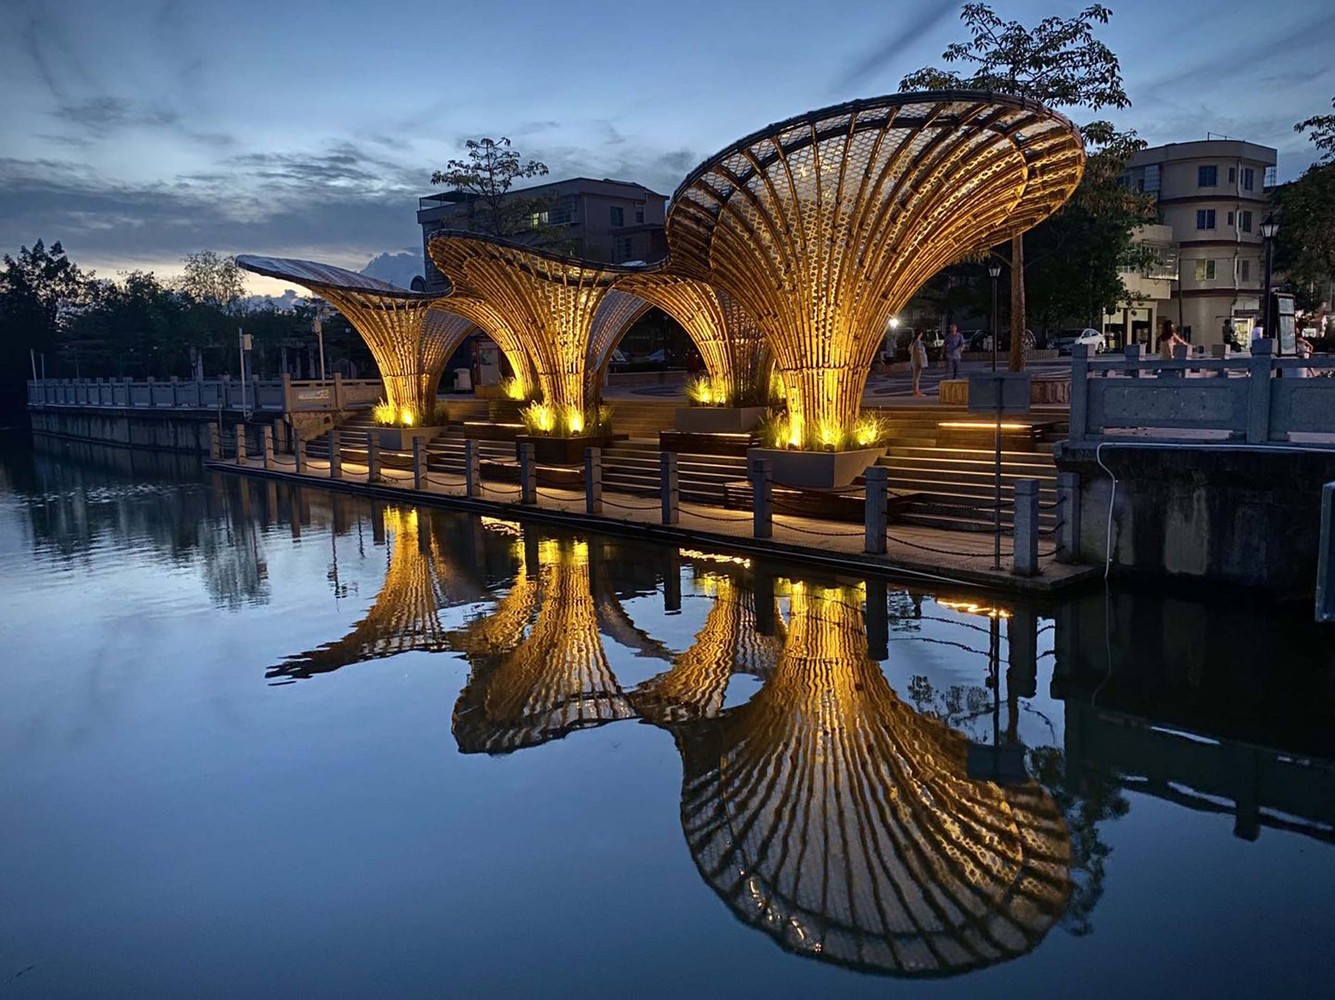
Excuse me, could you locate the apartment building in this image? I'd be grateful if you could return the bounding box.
[1124,139,1277,345]
[1102,224,1179,350]
[416,177,668,293]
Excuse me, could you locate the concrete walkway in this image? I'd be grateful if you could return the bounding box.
[210,454,1098,594]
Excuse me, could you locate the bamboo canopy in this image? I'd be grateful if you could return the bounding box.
[235,255,475,422]
[665,92,1085,442]
[676,581,1072,976]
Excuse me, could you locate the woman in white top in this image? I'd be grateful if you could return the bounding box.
[910,330,928,397]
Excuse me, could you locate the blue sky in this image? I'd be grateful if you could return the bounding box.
[2,0,1331,292]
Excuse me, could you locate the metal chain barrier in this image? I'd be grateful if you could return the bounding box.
[678,501,753,523]
[772,514,864,538]
[885,531,994,559]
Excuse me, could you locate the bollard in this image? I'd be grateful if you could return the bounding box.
[365,430,381,482]
[465,439,480,498]
[235,423,247,465]
[518,442,536,504]
[660,451,679,525]
[863,466,888,554]
[585,447,603,514]
[328,429,342,479]
[262,425,274,470]
[750,456,772,539]
[412,438,425,490]
[1012,478,1040,577]
[293,430,306,474]
[1056,471,1081,564]
[209,422,221,460]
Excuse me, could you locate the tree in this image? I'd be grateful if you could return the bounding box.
[0,240,90,408]
[176,250,244,311]
[1295,96,1335,165]
[1276,99,1335,319]
[901,4,1135,369]
[430,137,566,247]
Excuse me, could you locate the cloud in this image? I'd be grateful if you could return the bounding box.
[832,3,960,92]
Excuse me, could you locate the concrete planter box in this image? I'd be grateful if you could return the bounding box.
[516,433,614,466]
[674,405,767,433]
[747,446,886,489]
[377,426,444,451]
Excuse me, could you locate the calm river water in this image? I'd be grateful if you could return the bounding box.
[3,433,1334,998]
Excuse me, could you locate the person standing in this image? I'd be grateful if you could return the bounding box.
[910,329,928,397]
[944,324,964,381]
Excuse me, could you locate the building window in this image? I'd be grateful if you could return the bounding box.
[1198,165,1218,187]
[1228,167,1236,184]
[1239,210,1253,233]
[1143,164,1160,193]
[1241,259,1251,282]
[1194,259,1216,281]
[1242,167,1255,191]
[634,204,645,224]
[529,209,548,229]
[610,206,625,227]
[1227,211,1235,227]
[616,236,634,261]
[1196,209,1216,230]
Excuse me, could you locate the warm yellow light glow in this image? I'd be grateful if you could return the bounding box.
[937,598,1013,619]
[680,548,752,569]
[939,421,1031,431]
[479,516,523,537]
[564,404,585,435]
[400,408,415,427]
[372,399,396,426]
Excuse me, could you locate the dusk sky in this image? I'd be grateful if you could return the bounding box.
[3,0,1332,293]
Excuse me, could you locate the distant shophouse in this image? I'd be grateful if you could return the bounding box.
[1124,140,1278,346]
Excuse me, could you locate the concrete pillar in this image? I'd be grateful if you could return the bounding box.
[864,466,888,554]
[660,451,679,525]
[518,443,536,504]
[293,431,306,474]
[1246,339,1274,444]
[585,447,603,514]
[209,422,221,460]
[1056,471,1081,564]
[465,439,480,498]
[234,423,247,465]
[1012,478,1040,577]
[328,429,342,479]
[750,456,772,539]
[366,430,381,482]
[412,438,425,490]
[262,425,274,470]
[333,372,345,410]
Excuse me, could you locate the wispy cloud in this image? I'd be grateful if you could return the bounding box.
[832,3,960,93]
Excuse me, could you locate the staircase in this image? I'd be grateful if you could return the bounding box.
[607,398,678,439]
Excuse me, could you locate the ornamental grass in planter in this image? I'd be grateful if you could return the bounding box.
[747,411,887,489]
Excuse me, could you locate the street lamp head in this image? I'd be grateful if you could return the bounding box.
[1260,214,1279,240]
[987,262,1003,279]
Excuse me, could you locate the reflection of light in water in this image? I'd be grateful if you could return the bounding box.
[676,581,1070,977]
[937,598,1012,619]
[680,548,752,569]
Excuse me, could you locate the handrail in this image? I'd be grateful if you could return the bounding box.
[25,375,384,414]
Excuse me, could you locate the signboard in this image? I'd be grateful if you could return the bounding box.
[967,372,1032,415]
[1276,293,1296,356]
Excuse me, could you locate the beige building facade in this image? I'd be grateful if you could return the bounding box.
[1124,140,1277,346]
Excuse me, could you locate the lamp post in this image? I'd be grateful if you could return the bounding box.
[313,311,327,381]
[987,260,1003,372]
[1260,213,1279,351]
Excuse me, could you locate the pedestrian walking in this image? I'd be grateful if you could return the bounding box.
[944,324,964,380]
[910,330,928,396]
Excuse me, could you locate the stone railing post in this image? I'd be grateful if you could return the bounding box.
[333,373,345,410]
[750,456,772,539]
[281,373,293,413]
[170,376,179,407]
[328,429,342,479]
[293,430,306,474]
[518,443,536,504]
[464,439,480,498]
[412,438,425,490]
[262,425,274,470]
[585,447,603,514]
[660,451,679,524]
[234,423,247,465]
[1056,472,1081,564]
[366,430,381,482]
[209,422,221,460]
[1012,478,1040,577]
[1246,338,1274,444]
[863,465,888,554]
[1124,342,1146,377]
[1069,344,1090,442]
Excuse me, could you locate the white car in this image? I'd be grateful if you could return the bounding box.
[1055,328,1105,354]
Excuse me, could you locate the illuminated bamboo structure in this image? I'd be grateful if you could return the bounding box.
[666,93,1085,443]
[451,538,635,753]
[675,581,1071,976]
[235,255,475,423]
[429,234,647,425]
[268,508,488,680]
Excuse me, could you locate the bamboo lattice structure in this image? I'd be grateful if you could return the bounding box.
[428,234,648,423]
[676,581,1071,976]
[666,92,1085,442]
[235,255,475,422]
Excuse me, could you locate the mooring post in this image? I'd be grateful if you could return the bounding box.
[660,450,679,525]
[465,439,480,498]
[585,446,603,514]
[864,465,888,554]
[1012,478,1040,577]
[234,423,247,465]
[262,425,274,470]
[365,430,380,482]
[750,456,772,539]
[412,438,425,490]
[328,429,341,479]
[293,430,306,474]
[518,442,536,504]
[209,422,221,460]
[1056,471,1081,564]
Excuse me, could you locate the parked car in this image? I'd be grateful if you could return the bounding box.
[964,330,993,352]
[1053,328,1106,354]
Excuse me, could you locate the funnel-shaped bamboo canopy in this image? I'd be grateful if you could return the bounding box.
[676,581,1071,976]
[665,92,1085,441]
[235,255,474,422]
[428,234,650,421]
